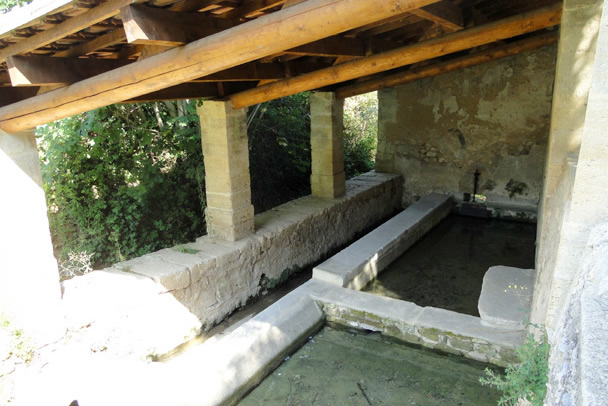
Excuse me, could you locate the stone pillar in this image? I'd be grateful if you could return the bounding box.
[532,0,606,332]
[0,128,64,346]
[310,92,346,199]
[197,101,254,241]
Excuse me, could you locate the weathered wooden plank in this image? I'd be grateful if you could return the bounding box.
[335,32,558,98]
[121,5,235,46]
[0,0,440,132]
[220,0,285,19]
[53,29,126,58]
[7,55,132,86]
[229,3,562,108]
[0,0,139,64]
[410,0,463,32]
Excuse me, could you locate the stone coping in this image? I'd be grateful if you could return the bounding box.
[312,192,453,289]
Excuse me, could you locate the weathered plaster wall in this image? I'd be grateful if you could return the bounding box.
[532,0,605,334]
[377,45,557,212]
[61,172,402,359]
[0,128,64,347]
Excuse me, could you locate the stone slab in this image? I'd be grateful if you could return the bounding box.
[478,265,535,330]
[114,255,190,291]
[313,193,452,289]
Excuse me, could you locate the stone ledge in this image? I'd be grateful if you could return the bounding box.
[312,192,453,289]
[478,265,535,330]
[302,279,524,367]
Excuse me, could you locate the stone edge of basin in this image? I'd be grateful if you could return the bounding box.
[167,279,524,406]
[312,192,453,289]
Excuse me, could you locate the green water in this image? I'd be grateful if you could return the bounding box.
[363,214,536,316]
[239,325,501,405]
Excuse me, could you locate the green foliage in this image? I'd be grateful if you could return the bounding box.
[480,328,550,406]
[343,92,378,179]
[37,101,207,268]
[0,0,30,13]
[247,93,312,213]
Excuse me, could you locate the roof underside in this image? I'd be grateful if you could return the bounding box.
[0,0,562,131]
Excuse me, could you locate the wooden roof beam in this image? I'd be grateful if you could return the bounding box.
[409,0,463,32]
[228,3,562,108]
[120,5,235,47]
[0,0,139,64]
[7,55,132,86]
[0,0,442,132]
[335,31,558,98]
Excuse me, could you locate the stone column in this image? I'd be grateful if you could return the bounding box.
[310,92,346,199]
[197,101,254,241]
[0,128,64,346]
[531,0,605,332]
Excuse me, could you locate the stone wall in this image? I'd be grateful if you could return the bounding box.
[376,45,557,212]
[545,224,608,405]
[61,172,402,358]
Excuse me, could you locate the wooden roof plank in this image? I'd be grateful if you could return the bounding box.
[220,0,285,20]
[228,3,562,108]
[0,0,140,64]
[409,0,463,32]
[53,28,126,57]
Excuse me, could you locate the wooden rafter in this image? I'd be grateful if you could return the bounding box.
[120,5,235,46]
[335,31,559,98]
[228,3,562,108]
[0,0,441,132]
[7,55,132,86]
[409,0,463,32]
[0,0,139,64]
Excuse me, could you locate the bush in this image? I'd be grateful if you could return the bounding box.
[38,101,206,268]
[479,328,550,406]
[343,92,377,179]
[247,93,312,213]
